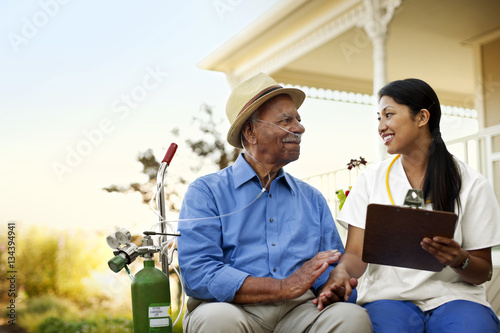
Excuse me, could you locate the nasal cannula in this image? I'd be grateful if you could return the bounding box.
[257,119,302,138]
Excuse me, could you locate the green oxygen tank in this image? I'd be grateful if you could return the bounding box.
[131,259,172,333]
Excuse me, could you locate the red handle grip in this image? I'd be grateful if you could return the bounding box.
[162,143,178,165]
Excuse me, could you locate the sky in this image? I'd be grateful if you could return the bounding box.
[0,0,284,233]
[0,0,478,234]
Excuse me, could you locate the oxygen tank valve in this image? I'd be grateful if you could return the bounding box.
[108,243,139,273]
[107,229,181,270]
[106,228,140,273]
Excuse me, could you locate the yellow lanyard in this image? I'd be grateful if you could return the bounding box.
[385,154,401,205]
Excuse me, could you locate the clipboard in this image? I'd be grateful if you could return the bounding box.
[362,203,458,271]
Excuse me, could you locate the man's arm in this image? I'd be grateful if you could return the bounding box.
[178,181,249,302]
[233,250,341,303]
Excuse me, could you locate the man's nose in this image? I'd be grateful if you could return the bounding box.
[292,119,305,134]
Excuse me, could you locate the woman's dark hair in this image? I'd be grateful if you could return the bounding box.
[378,78,461,213]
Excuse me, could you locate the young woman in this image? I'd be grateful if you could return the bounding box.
[318,79,500,332]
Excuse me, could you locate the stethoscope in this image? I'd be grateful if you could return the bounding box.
[386,154,430,206]
[385,154,401,205]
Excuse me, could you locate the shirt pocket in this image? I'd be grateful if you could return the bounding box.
[283,218,321,261]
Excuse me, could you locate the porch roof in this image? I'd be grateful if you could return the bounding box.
[199,0,500,108]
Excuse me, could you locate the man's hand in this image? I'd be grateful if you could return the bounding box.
[280,250,341,300]
[313,267,357,310]
[233,250,341,304]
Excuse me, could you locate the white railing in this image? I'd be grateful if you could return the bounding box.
[303,125,500,217]
[302,165,368,220]
[446,124,500,190]
[450,125,500,314]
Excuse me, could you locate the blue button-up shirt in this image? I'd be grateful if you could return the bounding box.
[177,154,344,302]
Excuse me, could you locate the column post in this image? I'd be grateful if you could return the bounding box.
[363,0,401,161]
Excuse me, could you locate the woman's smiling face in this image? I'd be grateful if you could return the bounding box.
[377,95,423,156]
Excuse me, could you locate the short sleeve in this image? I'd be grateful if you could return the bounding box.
[337,168,372,230]
[459,172,500,250]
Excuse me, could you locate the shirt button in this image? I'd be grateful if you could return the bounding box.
[273,268,277,272]
[269,194,272,198]
[270,219,274,223]
[272,243,276,246]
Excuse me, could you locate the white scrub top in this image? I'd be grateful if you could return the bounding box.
[338,156,500,311]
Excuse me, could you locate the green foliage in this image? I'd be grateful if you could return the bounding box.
[16,295,80,331]
[16,295,134,332]
[17,227,59,298]
[19,295,78,317]
[0,324,28,333]
[34,316,133,333]
[16,226,104,304]
[35,317,90,333]
[336,189,347,211]
[17,297,182,333]
[1,225,137,331]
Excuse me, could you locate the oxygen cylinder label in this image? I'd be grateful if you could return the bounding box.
[149,305,169,318]
[148,303,171,333]
[150,318,170,327]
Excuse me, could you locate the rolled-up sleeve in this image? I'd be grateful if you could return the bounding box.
[177,181,250,302]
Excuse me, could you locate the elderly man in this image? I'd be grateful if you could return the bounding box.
[177,72,372,332]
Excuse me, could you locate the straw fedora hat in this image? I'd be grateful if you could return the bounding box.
[226,72,306,148]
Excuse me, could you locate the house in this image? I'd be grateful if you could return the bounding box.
[199,0,500,313]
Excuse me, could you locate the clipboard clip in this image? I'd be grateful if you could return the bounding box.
[403,189,425,209]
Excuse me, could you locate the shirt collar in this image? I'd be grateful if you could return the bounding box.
[232,154,295,195]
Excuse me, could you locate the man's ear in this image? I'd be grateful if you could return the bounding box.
[241,122,257,145]
[418,108,430,128]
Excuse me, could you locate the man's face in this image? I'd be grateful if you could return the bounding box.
[253,95,305,167]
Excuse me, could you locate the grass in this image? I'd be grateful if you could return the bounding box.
[5,295,188,332]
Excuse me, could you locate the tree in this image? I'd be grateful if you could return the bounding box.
[13,225,105,305]
[186,103,240,171]
[103,148,172,205]
[103,103,239,206]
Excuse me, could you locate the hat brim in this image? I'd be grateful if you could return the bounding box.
[227,88,306,148]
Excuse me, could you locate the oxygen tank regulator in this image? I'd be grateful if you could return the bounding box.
[106,143,181,333]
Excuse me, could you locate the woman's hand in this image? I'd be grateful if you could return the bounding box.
[422,237,493,285]
[312,225,368,311]
[312,267,358,310]
[421,236,466,267]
